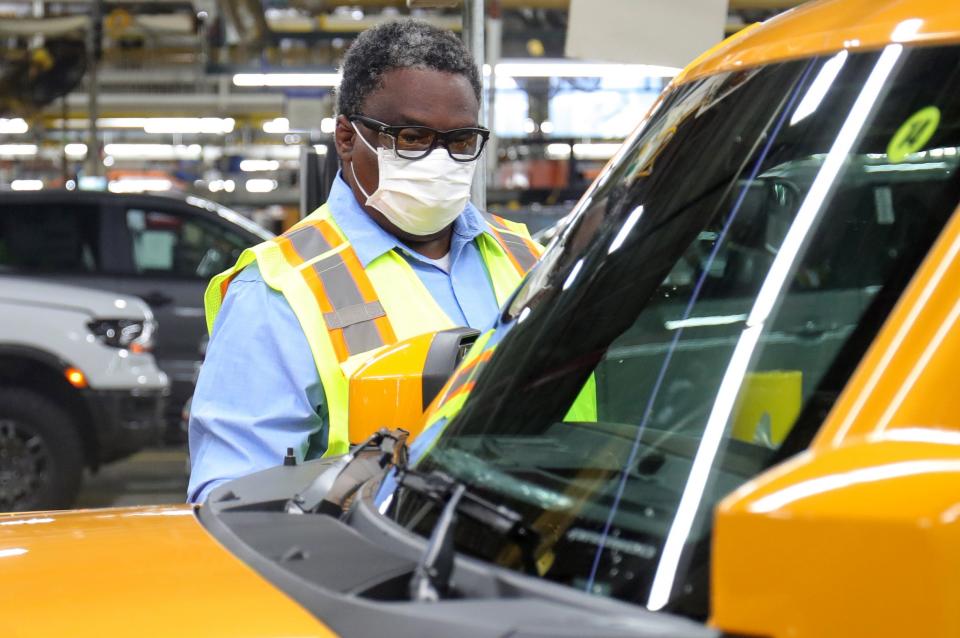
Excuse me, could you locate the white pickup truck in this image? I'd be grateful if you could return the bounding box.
[0,276,169,510]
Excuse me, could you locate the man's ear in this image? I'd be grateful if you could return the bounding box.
[334,115,355,162]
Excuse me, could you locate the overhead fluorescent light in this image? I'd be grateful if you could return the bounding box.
[11,179,43,191]
[142,117,235,135]
[64,143,88,158]
[484,59,682,80]
[104,143,202,160]
[320,117,336,134]
[208,179,236,193]
[572,143,621,160]
[0,144,37,157]
[546,143,572,159]
[98,118,148,128]
[108,178,173,193]
[60,118,235,134]
[223,145,300,160]
[547,142,622,161]
[233,73,341,87]
[245,178,278,193]
[262,117,290,134]
[229,60,673,88]
[49,118,142,130]
[0,118,28,134]
[239,159,280,172]
[79,176,107,191]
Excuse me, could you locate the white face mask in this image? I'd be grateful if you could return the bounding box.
[350,122,477,236]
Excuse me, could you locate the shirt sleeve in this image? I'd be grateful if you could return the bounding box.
[186,263,325,502]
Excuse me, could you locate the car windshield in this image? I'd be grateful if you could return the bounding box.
[388,44,960,619]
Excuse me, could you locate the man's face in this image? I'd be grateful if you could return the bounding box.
[335,67,480,243]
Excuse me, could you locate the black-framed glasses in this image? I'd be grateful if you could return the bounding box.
[350,114,490,162]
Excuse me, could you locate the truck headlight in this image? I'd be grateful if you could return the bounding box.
[87,319,155,352]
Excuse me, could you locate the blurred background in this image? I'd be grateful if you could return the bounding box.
[0,0,801,511]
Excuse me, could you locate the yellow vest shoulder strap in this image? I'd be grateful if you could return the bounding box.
[274,212,398,363]
[480,212,542,275]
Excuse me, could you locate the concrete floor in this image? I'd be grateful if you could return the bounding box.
[76,446,190,508]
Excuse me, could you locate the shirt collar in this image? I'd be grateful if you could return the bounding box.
[326,172,490,268]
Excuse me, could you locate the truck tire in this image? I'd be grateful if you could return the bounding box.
[0,388,84,512]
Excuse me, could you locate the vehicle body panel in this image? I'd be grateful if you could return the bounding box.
[714,434,960,638]
[0,276,166,391]
[0,505,335,637]
[676,0,960,85]
[811,203,960,448]
[712,204,960,637]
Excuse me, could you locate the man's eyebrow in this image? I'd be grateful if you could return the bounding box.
[393,114,431,127]
[392,113,479,129]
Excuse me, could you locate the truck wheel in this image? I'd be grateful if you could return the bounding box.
[0,389,84,512]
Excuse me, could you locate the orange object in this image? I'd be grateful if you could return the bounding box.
[675,0,960,86]
[691,2,960,637]
[348,329,478,443]
[715,433,960,638]
[129,342,149,354]
[348,332,435,443]
[713,204,960,635]
[0,505,335,637]
[812,204,960,449]
[713,145,960,634]
[64,367,87,389]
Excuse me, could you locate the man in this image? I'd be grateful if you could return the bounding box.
[187,20,540,502]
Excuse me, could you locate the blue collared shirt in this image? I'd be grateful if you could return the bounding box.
[187,175,500,502]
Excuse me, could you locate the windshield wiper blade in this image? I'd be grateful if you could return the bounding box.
[397,468,541,601]
[409,482,466,602]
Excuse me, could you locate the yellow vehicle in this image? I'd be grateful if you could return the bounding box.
[3,1,960,637]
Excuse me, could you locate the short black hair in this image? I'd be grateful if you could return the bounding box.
[336,19,482,117]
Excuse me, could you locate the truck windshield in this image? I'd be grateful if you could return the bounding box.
[390,44,960,619]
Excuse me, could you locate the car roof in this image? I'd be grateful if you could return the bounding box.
[0,189,274,240]
[676,0,960,86]
[1,189,206,210]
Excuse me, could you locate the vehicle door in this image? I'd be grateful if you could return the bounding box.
[0,195,125,293]
[108,202,251,411]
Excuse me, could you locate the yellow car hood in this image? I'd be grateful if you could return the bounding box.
[0,505,335,638]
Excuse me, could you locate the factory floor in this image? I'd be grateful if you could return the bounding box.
[77,445,189,509]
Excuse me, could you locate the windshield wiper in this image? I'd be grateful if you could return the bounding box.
[396,467,541,601]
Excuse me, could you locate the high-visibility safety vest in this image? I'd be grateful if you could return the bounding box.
[423,329,598,442]
[204,203,541,457]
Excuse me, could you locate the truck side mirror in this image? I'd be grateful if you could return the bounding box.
[711,430,960,637]
[348,328,480,444]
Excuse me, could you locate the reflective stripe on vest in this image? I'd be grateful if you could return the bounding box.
[482,213,540,274]
[204,204,540,456]
[423,328,599,444]
[276,220,396,362]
